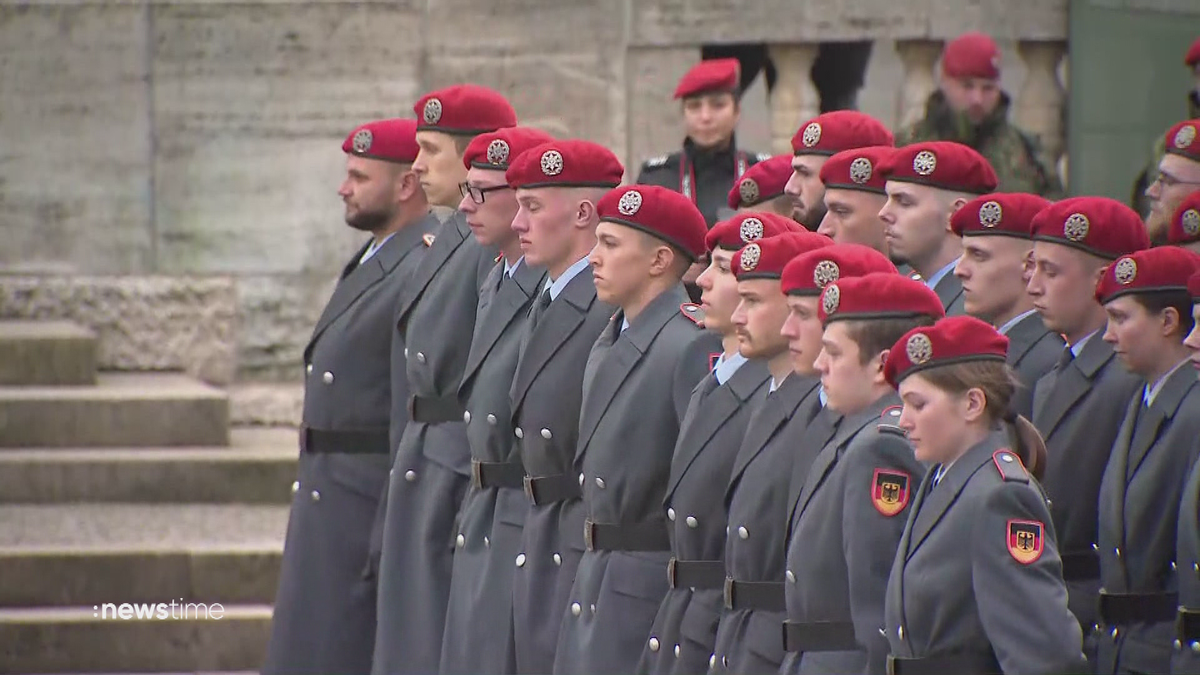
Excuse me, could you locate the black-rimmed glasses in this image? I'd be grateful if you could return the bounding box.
[459,182,511,204]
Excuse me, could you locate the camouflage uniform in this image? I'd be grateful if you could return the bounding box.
[1131,92,1200,219]
[896,91,1063,199]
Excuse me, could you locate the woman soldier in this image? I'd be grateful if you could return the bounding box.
[882,315,1085,674]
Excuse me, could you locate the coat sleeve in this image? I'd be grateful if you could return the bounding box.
[970,482,1086,674]
[671,328,718,422]
[842,431,925,675]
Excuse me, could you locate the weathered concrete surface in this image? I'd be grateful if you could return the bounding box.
[0,321,97,386]
[0,3,154,275]
[0,276,238,385]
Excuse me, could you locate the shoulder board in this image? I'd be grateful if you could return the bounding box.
[992,449,1030,484]
[494,253,504,263]
[877,405,905,436]
[643,154,670,169]
[422,233,436,247]
[680,303,706,326]
[755,152,772,162]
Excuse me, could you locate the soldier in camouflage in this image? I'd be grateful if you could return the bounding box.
[895,32,1062,200]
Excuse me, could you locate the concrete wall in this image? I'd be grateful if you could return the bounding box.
[0,0,1065,382]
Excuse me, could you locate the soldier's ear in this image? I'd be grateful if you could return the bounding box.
[576,199,598,227]
[962,387,987,423]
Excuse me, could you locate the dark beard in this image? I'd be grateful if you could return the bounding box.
[346,207,392,233]
[801,202,827,232]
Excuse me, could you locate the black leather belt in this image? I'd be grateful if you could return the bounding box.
[886,652,1000,675]
[470,459,525,489]
[1099,590,1178,625]
[1061,551,1101,581]
[1177,607,1200,642]
[723,578,785,612]
[667,558,725,589]
[583,519,670,552]
[782,620,858,653]
[407,394,464,424]
[299,426,389,454]
[523,473,580,505]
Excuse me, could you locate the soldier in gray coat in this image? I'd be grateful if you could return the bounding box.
[878,141,1001,318]
[638,214,798,675]
[1174,270,1200,675]
[778,257,936,675]
[552,185,717,675]
[1026,197,1149,644]
[709,229,833,675]
[373,85,516,675]
[438,127,552,675]
[504,139,626,675]
[950,192,1062,418]
[883,315,1085,675]
[1092,247,1200,675]
[264,119,437,675]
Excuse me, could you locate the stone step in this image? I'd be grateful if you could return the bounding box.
[0,320,97,386]
[0,504,288,608]
[0,604,272,674]
[0,373,230,448]
[0,428,298,504]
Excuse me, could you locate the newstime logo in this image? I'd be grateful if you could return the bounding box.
[93,601,225,620]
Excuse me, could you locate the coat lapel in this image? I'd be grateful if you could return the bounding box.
[934,273,964,312]
[395,212,470,329]
[575,287,686,464]
[793,395,894,526]
[1100,396,1139,547]
[510,269,600,413]
[725,375,819,502]
[1035,334,1117,439]
[666,359,770,498]
[458,261,545,397]
[906,432,1007,560]
[1127,364,1195,481]
[1006,311,1054,367]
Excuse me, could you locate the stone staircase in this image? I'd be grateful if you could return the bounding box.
[0,321,294,674]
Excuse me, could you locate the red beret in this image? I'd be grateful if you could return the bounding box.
[819,273,945,324]
[792,111,895,157]
[941,32,1001,80]
[731,231,832,281]
[879,141,999,195]
[884,316,1008,389]
[342,118,419,163]
[951,192,1051,239]
[1030,196,1150,260]
[1165,120,1200,164]
[706,212,803,252]
[674,58,740,99]
[1095,246,1200,305]
[505,139,624,190]
[1186,37,1200,67]
[414,84,517,135]
[1189,270,1200,302]
[819,146,893,195]
[597,185,708,261]
[781,244,898,296]
[728,156,794,209]
[1170,191,1200,245]
[462,127,555,171]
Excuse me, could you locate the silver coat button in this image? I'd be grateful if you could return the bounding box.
[487,414,497,425]
[1194,562,1199,574]
[310,490,320,502]
[709,654,716,669]
[649,637,660,652]
[1114,547,1121,557]
[738,526,749,540]
[541,428,552,439]
[322,371,334,384]
[484,536,490,549]
[1172,561,1178,571]
[463,411,471,423]
[404,347,408,358]
[456,534,465,548]
[686,516,698,528]
[553,553,562,566]
[667,508,676,521]
[405,470,417,482]
[416,352,426,363]
[571,602,581,616]
[516,553,526,567]
[722,656,728,668]
[305,364,313,375]
[1176,639,1184,650]
[1092,543,1099,551]
[515,427,524,439]
[1111,627,1119,639]
[590,603,596,614]
[786,570,795,583]
[674,644,681,658]
[1191,641,1200,654]
[595,477,606,489]
[291,481,300,495]
[578,473,585,486]
[898,626,905,640]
